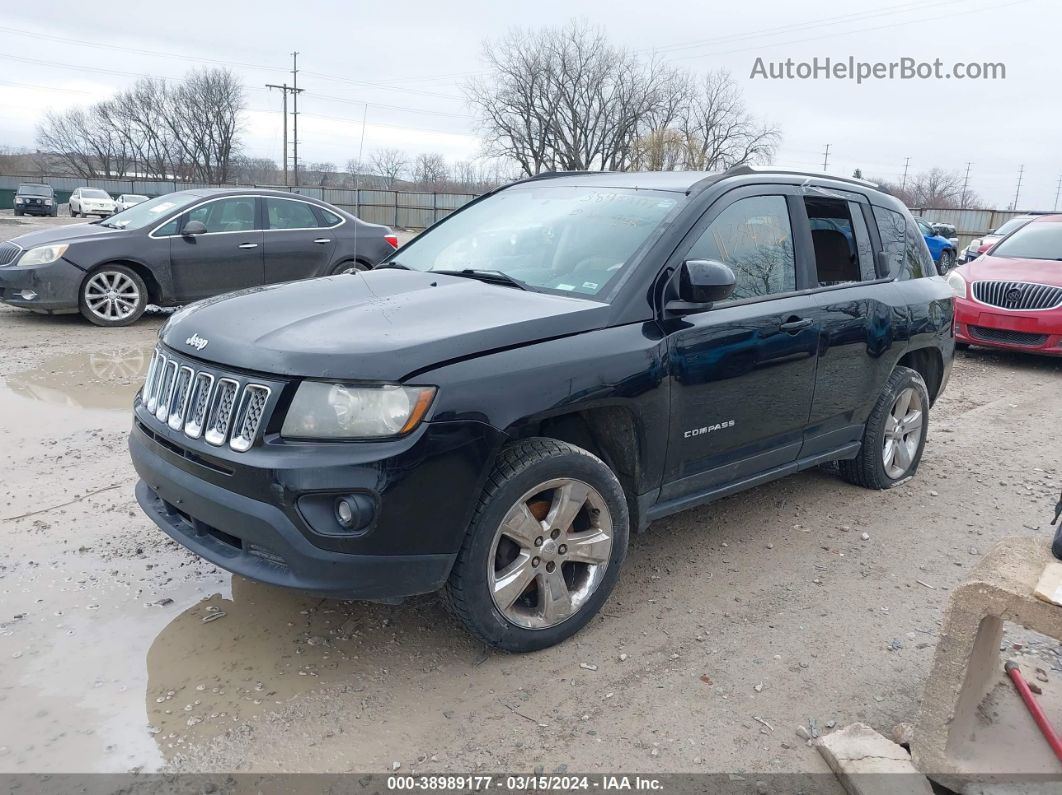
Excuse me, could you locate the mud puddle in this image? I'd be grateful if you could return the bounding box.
[2,346,153,412]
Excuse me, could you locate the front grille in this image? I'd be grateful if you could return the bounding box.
[140,346,274,451]
[972,280,1062,311]
[969,325,1049,346]
[0,241,22,266]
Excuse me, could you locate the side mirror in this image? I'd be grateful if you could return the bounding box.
[666,259,736,315]
[182,220,207,237]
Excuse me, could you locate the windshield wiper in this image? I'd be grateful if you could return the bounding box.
[433,269,528,290]
[377,260,410,270]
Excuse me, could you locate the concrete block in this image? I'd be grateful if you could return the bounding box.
[912,537,1062,790]
[815,722,933,795]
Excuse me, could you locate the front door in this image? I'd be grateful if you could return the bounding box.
[660,189,820,501]
[168,196,264,301]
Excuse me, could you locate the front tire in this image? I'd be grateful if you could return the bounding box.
[70,207,79,217]
[78,265,148,327]
[937,249,955,274]
[330,260,368,275]
[446,438,629,652]
[840,366,929,489]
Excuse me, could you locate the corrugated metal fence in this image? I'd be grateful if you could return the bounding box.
[0,175,478,229]
[0,174,1043,241]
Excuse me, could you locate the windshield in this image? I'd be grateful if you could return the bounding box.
[992,217,1031,237]
[124,195,148,202]
[390,185,679,298]
[18,185,52,197]
[82,189,110,199]
[101,193,199,230]
[990,221,1062,261]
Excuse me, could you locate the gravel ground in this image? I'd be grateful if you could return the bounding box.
[0,213,1060,780]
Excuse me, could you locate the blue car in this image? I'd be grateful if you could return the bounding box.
[915,218,957,274]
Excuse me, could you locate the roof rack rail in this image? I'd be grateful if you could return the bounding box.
[723,164,879,189]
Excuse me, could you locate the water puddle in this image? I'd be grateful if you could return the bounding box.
[2,346,153,413]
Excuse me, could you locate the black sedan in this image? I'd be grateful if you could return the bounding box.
[0,188,398,326]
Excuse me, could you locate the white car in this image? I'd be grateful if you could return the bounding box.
[69,187,116,218]
[114,194,149,212]
[961,215,1036,263]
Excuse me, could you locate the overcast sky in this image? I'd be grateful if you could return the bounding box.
[1,0,1057,208]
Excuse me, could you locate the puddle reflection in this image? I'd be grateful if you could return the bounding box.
[3,346,153,411]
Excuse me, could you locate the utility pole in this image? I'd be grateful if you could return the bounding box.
[1013,164,1024,210]
[1054,174,1061,211]
[960,162,972,208]
[901,157,911,192]
[265,53,305,188]
[291,51,303,187]
[265,82,290,185]
[822,143,830,172]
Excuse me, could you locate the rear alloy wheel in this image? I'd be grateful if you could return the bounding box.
[447,438,629,652]
[79,266,147,327]
[331,260,368,275]
[70,207,78,217]
[840,366,930,489]
[937,249,955,274]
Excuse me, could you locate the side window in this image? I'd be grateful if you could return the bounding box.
[315,207,342,227]
[187,197,256,233]
[873,206,908,278]
[849,203,877,281]
[265,198,319,230]
[686,195,796,300]
[155,217,179,236]
[905,218,933,279]
[804,197,861,285]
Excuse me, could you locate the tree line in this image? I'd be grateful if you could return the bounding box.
[36,68,244,183]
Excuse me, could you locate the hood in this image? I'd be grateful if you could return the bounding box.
[161,269,611,380]
[10,222,124,249]
[960,255,1062,288]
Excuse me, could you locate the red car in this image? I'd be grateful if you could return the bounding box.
[948,215,1062,355]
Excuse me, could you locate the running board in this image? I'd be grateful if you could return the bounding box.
[643,441,862,526]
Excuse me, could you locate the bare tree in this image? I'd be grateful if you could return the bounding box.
[466,21,778,175]
[871,168,982,209]
[368,148,409,188]
[411,152,449,187]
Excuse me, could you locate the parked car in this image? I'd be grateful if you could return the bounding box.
[128,167,954,651]
[12,184,57,217]
[915,217,958,273]
[69,188,116,217]
[0,188,399,326]
[961,215,1036,263]
[949,214,1062,355]
[930,222,959,250]
[114,194,149,212]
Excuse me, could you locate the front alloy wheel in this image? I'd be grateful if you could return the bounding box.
[79,266,148,327]
[447,438,629,652]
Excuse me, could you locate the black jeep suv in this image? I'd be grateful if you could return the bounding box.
[129,167,954,651]
[13,183,57,217]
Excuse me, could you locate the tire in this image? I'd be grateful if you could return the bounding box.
[14,209,22,217]
[330,260,368,275]
[70,206,78,217]
[446,438,629,652]
[956,341,970,350]
[78,265,148,327]
[50,207,57,217]
[937,249,955,274]
[840,366,930,490]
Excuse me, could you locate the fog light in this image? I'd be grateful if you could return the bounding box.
[335,497,355,527]
[16,290,38,301]
[333,494,373,531]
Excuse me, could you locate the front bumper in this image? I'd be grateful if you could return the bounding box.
[954,297,1062,355]
[0,259,83,310]
[129,402,505,600]
[14,202,54,215]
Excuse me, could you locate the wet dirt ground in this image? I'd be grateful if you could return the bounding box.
[1,215,1061,781]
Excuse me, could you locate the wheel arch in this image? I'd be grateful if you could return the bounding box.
[896,345,945,404]
[82,259,162,306]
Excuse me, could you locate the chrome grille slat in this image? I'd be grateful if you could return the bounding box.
[167,366,194,430]
[230,385,271,452]
[184,372,215,439]
[972,280,1062,311]
[139,346,273,452]
[0,241,22,266]
[205,379,240,446]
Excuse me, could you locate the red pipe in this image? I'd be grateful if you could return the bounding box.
[1005,660,1062,763]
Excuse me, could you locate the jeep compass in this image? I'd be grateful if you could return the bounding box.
[129,167,954,651]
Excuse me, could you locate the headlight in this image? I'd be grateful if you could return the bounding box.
[281,382,436,439]
[18,244,69,266]
[968,239,981,250]
[946,270,967,298]
[44,199,53,206]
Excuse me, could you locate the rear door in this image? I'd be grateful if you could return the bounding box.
[659,186,821,500]
[262,197,338,284]
[165,195,264,301]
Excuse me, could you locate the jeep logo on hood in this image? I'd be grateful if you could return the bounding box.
[185,333,209,351]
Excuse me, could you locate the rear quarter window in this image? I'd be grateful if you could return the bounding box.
[873,206,932,280]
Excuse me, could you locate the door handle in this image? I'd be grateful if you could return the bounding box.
[778,316,814,333]
[313,238,331,244]
[238,242,259,249]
